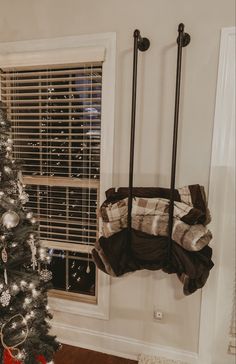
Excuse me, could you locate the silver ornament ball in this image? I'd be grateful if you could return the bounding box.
[1,211,20,229]
[7,138,13,145]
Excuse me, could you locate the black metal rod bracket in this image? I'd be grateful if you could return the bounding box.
[177,23,191,47]
[134,29,150,52]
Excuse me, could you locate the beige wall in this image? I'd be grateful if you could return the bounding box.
[0,0,234,354]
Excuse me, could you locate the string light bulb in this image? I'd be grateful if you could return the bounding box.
[12,283,19,292]
[32,289,38,298]
[24,297,32,305]
[29,283,35,290]
[20,280,27,288]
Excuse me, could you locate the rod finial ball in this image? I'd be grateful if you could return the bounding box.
[134,29,140,38]
[178,23,185,32]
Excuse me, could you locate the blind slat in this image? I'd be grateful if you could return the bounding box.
[1,91,101,98]
[0,67,102,78]
[7,98,101,104]
[1,75,102,84]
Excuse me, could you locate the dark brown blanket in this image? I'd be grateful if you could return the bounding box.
[92,228,214,295]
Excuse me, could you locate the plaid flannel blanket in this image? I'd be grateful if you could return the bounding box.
[100,186,212,251]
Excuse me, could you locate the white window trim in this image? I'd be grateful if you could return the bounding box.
[198,27,235,363]
[0,32,117,320]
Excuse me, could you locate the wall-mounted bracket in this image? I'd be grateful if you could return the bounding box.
[133,29,150,52]
[177,23,191,47]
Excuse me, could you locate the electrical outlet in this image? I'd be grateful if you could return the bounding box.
[153,309,163,321]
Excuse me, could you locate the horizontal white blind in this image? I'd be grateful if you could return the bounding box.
[25,185,98,246]
[1,63,102,180]
[1,62,102,253]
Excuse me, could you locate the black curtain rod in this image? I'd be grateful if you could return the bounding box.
[128,30,150,232]
[167,23,191,266]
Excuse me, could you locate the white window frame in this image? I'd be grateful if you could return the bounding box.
[0,32,116,320]
[198,27,235,363]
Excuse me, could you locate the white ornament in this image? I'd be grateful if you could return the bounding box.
[20,280,27,288]
[12,283,19,292]
[4,166,12,175]
[1,248,8,263]
[1,211,20,229]
[24,297,31,305]
[39,247,47,260]
[28,235,37,270]
[7,138,13,145]
[16,351,26,361]
[0,289,11,307]
[40,269,53,282]
[4,269,8,285]
[26,212,33,219]
[17,181,29,204]
[17,170,24,184]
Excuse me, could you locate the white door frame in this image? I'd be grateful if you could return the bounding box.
[198,27,236,364]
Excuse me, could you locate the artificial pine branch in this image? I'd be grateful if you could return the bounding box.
[0,103,60,364]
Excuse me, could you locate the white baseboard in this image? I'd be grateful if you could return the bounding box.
[52,321,198,364]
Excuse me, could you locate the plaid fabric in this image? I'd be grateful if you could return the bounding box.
[101,197,193,222]
[100,195,212,251]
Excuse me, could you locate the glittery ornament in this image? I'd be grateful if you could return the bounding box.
[17,170,24,183]
[7,138,13,145]
[17,180,29,205]
[0,289,11,307]
[28,235,37,270]
[40,269,53,282]
[1,211,20,229]
[1,248,8,263]
[26,212,33,219]
[4,166,12,175]
[5,181,18,195]
[16,350,26,361]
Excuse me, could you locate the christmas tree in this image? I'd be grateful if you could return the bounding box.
[0,103,60,364]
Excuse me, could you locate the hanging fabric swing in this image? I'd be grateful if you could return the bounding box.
[92,25,214,296]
